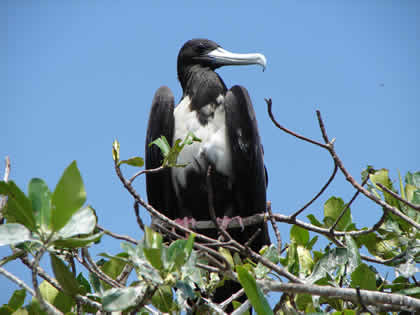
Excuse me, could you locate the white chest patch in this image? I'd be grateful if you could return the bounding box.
[172,95,232,189]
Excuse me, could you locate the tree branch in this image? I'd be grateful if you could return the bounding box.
[259,280,420,312]
[376,182,420,212]
[315,111,420,231]
[0,266,36,297]
[96,224,138,244]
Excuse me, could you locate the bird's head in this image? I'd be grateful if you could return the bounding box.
[177,39,266,86]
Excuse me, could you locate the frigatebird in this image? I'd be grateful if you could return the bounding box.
[145,38,270,310]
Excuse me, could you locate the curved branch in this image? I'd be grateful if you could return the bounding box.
[0,266,36,297]
[267,201,282,253]
[259,280,420,312]
[329,175,370,233]
[20,255,103,311]
[315,111,420,231]
[291,163,338,219]
[32,247,61,315]
[266,98,328,149]
[96,225,138,244]
[377,183,420,212]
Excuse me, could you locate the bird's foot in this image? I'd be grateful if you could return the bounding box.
[231,216,245,231]
[174,217,197,230]
[216,216,244,231]
[216,216,231,230]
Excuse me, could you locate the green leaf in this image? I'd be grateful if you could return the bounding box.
[149,136,171,157]
[57,206,97,239]
[151,285,174,313]
[290,225,309,246]
[396,286,420,296]
[143,247,163,270]
[38,280,74,313]
[118,157,144,168]
[184,232,195,258]
[370,168,392,189]
[307,214,323,227]
[232,301,250,315]
[100,253,129,290]
[51,161,86,231]
[295,293,313,311]
[26,299,46,315]
[0,181,36,231]
[307,236,318,250]
[0,223,32,246]
[350,263,376,291]
[324,197,351,231]
[50,254,80,296]
[395,259,420,278]
[405,171,420,189]
[76,273,91,295]
[89,271,102,294]
[398,171,406,200]
[102,285,147,312]
[345,235,361,274]
[255,245,280,279]
[144,226,163,249]
[7,289,26,311]
[219,247,234,268]
[296,245,314,277]
[28,178,52,231]
[150,133,201,168]
[112,139,120,162]
[307,248,348,284]
[237,265,273,315]
[143,226,163,270]
[370,168,398,207]
[166,238,193,272]
[0,305,13,315]
[52,232,103,249]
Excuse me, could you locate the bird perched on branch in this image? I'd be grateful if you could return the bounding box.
[145,38,270,311]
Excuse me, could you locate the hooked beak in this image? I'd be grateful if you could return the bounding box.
[206,47,267,71]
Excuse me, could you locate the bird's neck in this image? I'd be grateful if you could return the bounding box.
[178,65,227,111]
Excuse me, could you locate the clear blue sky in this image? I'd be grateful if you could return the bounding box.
[2,1,419,306]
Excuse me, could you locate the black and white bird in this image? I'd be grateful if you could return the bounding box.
[145,39,270,307]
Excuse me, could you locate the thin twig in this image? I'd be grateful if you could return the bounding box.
[21,253,102,311]
[32,246,61,315]
[156,223,232,269]
[128,165,165,184]
[329,175,370,233]
[115,264,133,285]
[196,262,220,273]
[115,159,232,245]
[81,248,122,288]
[377,183,420,212]
[291,163,338,219]
[134,201,145,231]
[96,225,138,244]
[0,266,36,297]
[315,111,420,231]
[260,280,420,312]
[266,98,328,149]
[267,201,282,252]
[244,228,261,247]
[231,299,251,315]
[220,288,246,310]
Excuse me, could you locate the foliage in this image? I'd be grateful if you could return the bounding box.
[0,136,419,314]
